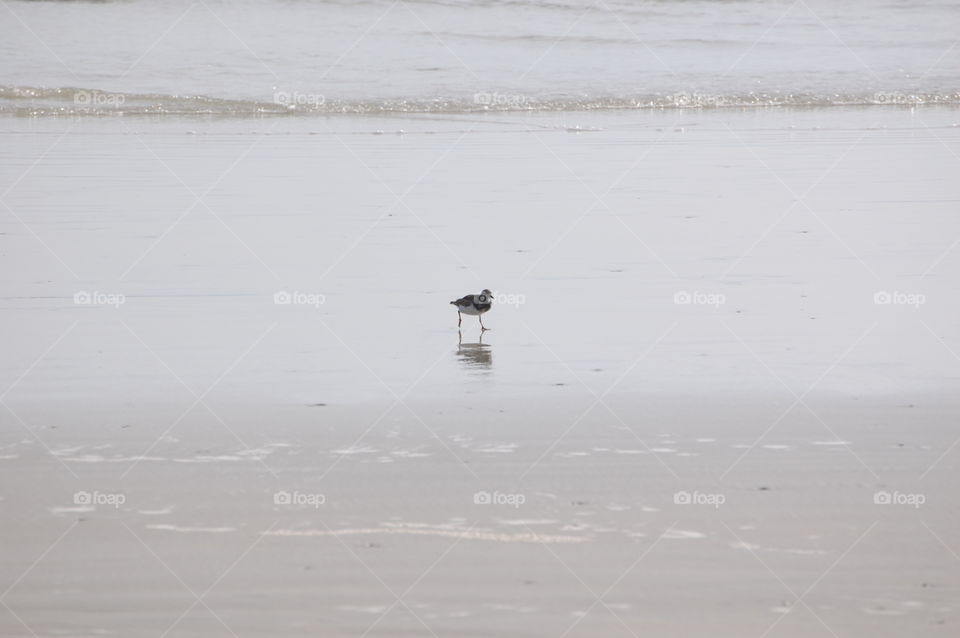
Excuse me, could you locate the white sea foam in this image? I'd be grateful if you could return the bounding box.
[390,448,433,458]
[475,443,519,454]
[60,454,166,463]
[5,86,958,118]
[337,605,391,615]
[331,446,379,455]
[731,541,826,556]
[264,524,587,544]
[147,524,236,533]
[662,529,706,540]
[173,455,247,463]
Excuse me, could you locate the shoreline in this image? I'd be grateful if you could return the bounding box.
[2,101,957,637]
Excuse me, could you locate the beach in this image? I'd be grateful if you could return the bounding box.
[2,394,959,636]
[2,0,960,635]
[1,105,958,637]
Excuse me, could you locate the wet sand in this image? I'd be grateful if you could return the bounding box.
[2,106,959,636]
[2,394,958,637]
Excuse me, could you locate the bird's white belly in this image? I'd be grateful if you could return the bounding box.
[458,306,486,316]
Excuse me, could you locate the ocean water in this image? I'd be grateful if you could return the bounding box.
[1,0,958,116]
[1,0,959,407]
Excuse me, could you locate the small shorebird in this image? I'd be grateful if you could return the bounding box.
[450,289,493,330]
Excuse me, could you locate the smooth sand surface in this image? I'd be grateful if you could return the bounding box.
[2,106,959,636]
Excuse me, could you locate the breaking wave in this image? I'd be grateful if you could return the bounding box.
[3,86,959,118]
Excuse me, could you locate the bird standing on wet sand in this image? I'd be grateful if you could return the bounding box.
[450,289,493,330]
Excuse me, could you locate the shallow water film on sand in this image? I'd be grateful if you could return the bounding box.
[1,0,959,636]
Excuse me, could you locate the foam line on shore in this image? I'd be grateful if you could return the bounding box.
[263,526,589,544]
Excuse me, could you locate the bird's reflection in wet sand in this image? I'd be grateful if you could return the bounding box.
[457,331,492,372]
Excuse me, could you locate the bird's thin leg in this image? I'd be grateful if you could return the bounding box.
[480,316,488,331]
[458,312,462,328]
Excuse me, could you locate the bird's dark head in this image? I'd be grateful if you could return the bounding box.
[481,289,493,297]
